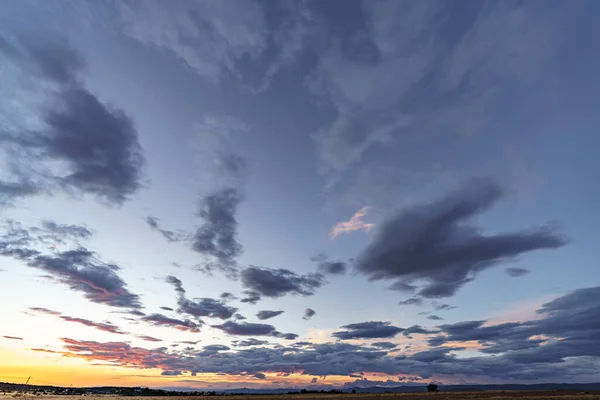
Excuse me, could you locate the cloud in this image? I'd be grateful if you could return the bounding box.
[256,310,284,320]
[146,216,185,243]
[32,286,600,382]
[59,316,126,335]
[355,179,566,298]
[165,275,237,320]
[0,36,144,206]
[137,335,162,342]
[505,267,530,277]
[212,321,276,336]
[241,266,324,298]
[233,338,269,347]
[331,207,374,239]
[160,306,174,311]
[303,308,316,320]
[0,220,141,310]
[253,373,266,380]
[108,0,267,84]
[427,315,443,321]
[161,370,183,376]
[333,321,404,340]
[234,313,247,320]
[39,221,93,241]
[2,336,23,340]
[240,290,261,304]
[220,292,237,302]
[370,342,397,349]
[312,254,346,275]
[398,297,423,306]
[29,307,61,316]
[434,303,457,311]
[192,188,243,268]
[29,249,142,309]
[141,313,200,333]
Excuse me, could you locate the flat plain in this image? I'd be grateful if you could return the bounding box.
[2,392,600,400]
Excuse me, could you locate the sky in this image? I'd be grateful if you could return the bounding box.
[1,0,600,391]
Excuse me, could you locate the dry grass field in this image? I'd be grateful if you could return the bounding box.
[2,392,600,400]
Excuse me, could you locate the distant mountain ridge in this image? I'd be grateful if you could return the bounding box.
[2,381,600,395]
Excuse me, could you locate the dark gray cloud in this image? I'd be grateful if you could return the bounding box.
[160,306,174,311]
[220,292,237,301]
[355,179,566,298]
[141,313,200,333]
[212,321,276,336]
[0,180,45,206]
[234,338,269,347]
[505,267,531,277]
[253,373,266,380]
[303,308,316,320]
[274,332,299,340]
[137,335,162,342]
[161,370,182,376]
[241,266,324,298]
[256,310,284,320]
[240,290,261,304]
[192,188,243,267]
[427,315,443,321]
[165,275,237,320]
[333,321,404,340]
[233,313,247,320]
[146,216,185,243]
[398,297,423,306]
[39,220,93,241]
[318,261,347,275]
[0,36,145,206]
[370,342,397,349]
[179,297,237,320]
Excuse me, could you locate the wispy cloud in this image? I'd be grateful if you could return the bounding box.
[2,335,23,340]
[330,207,374,239]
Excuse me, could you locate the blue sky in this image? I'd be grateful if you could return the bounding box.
[1,0,600,389]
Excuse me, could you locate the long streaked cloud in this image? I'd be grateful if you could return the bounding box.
[0,220,142,310]
[2,335,24,340]
[355,179,566,298]
[141,313,200,333]
[330,207,374,239]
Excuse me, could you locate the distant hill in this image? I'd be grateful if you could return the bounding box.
[2,381,600,395]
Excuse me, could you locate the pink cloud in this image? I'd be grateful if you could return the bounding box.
[330,207,374,239]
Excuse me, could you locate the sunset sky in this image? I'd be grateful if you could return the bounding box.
[1,0,600,391]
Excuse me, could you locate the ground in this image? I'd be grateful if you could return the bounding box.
[2,392,600,400]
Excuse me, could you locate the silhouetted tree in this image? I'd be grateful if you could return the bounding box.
[427,383,439,392]
[351,389,356,394]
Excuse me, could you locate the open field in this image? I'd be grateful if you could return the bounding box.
[2,392,600,400]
